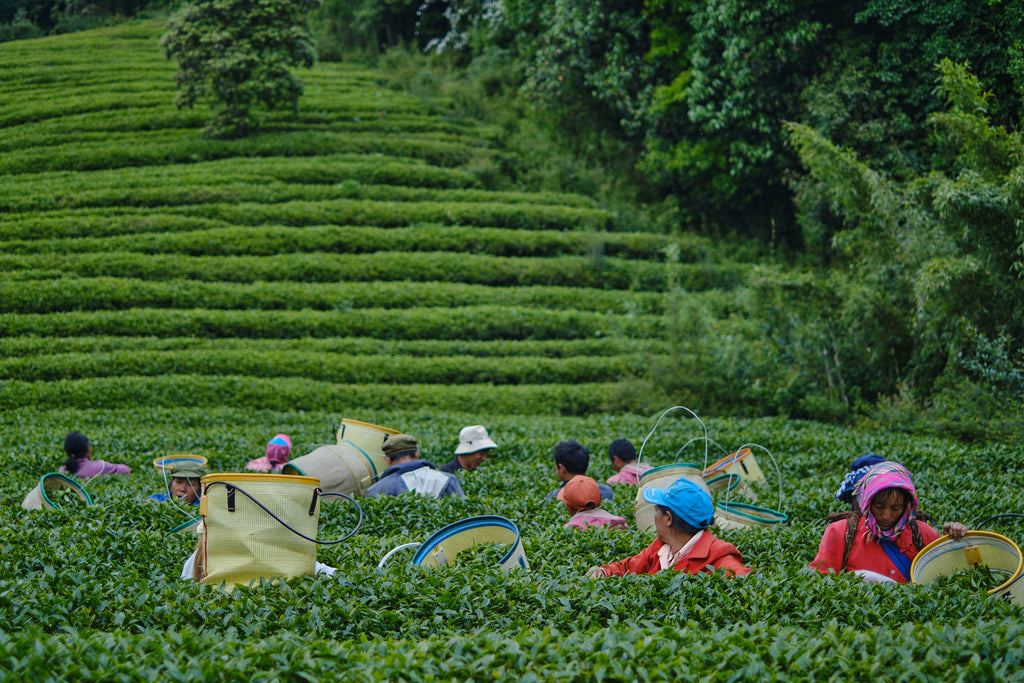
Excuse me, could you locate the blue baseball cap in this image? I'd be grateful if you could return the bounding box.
[642,478,715,529]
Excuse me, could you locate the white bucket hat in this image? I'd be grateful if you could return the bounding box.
[455,425,497,455]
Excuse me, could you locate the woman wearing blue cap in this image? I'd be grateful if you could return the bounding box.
[585,478,751,577]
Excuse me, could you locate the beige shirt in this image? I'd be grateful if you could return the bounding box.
[657,530,704,570]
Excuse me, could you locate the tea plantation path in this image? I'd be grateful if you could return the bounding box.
[2,21,1023,682]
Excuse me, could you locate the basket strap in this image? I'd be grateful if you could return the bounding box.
[204,483,363,545]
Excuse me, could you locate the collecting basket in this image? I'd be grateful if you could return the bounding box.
[703,448,765,501]
[153,454,208,472]
[911,530,1024,600]
[282,442,385,497]
[21,472,93,510]
[195,472,357,587]
[335,418,400,458]
[379,516,529,570]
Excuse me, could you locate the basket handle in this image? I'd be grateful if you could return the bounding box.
[377,542,423,569]
[721,442,785,515]
[205,482,363,545]
[976,513,1024,528]
[636,405,708,471]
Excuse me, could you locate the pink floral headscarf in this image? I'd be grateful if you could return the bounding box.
[856,461,919,542]
[266,434,292,465]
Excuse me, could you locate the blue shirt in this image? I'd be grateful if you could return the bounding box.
[365,460,465,499]
[147,493,199,506]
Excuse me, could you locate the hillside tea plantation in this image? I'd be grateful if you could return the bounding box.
[2,22,1024,682]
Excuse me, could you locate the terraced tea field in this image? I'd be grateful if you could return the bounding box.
[0,20,754,416]
[2,21,1024,681]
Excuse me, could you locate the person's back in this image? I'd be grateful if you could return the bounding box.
[560,475,627,530]
[606,438,652,486]
[58,431,131,479]
[365,434,465,499]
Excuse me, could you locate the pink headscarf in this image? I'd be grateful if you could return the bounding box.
[266,434,292,465]
[856,461,918,542]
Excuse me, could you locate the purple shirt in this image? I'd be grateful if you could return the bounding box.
[59,458,131,478]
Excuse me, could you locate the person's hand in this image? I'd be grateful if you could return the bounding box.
[943,522,968,540]
[585,566,607,578]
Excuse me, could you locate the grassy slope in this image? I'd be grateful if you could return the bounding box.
[1,22,1023,681]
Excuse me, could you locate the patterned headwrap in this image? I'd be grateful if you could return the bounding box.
[266,434,292,464]
[856,461,918,542]
[834,453,885,503]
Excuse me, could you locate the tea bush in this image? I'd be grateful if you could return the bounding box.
[3,407,1024,680]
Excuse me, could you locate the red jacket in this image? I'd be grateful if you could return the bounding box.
[810,516,939,583]
[599,533,751,577]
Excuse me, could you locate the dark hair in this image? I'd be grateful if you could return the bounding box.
[609,438,637,464]
[870,487,910,508]
[63,431,90,475]
[553,440,589,475]
[656,504,701,536]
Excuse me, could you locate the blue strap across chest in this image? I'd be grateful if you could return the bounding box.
[879,539,911,581]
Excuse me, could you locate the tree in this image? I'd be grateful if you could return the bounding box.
[161,0,319,138]
[786,60,1024,401]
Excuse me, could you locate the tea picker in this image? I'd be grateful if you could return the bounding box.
[59,431,131,479]
[587,477,751,578]
[810,461,967,583]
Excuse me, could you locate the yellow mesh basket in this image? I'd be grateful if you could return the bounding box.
[335,418,400,458]
[195,473,324,588]
[703,448,766,501]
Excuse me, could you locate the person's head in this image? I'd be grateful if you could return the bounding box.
[609,438,637,472]
[168,463,206,504]
[559,475,602,514]
[834,453,885,508]
[383,434,418,464]
[856,461,918,539]
[63,431,91,475]
[266,433,292,466]
[642,478,715,544]
[553,440,589,481]
[455,425,497,471]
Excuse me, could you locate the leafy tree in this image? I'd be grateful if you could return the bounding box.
[161,0,319,138]
[786,60,1024,401]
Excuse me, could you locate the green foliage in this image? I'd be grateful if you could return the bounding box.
[2,407,1024,678]
[786,61,1024,420]
[161,0,319,137]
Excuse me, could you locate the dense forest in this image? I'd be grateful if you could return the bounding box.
[5,0,1024,437]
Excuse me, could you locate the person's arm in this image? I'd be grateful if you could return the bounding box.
[98,459,131,475]
[589,541,658,577]
[707,548,751,576]
[442,474,466,499]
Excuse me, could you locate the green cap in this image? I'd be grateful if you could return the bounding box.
[382,434,417,459]
[169,462,207,480]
